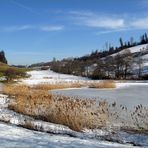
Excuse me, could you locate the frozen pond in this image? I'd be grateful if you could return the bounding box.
[52,85,148,130]
[52,85,148,109]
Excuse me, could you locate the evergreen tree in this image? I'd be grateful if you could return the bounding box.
[144,33,148,42]
[140,35,145,44]
[0,51,7,64]
[119,37,124,47]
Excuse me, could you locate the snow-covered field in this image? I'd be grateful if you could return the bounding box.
[21,70,89,85]
[0,70,148,147]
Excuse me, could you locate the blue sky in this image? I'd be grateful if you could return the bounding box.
[0,0,148,65]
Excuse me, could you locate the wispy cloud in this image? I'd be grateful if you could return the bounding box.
[84,18,124,29]
[2,25,33,32]
[41,25,64,31]
[68,10,125,29]
[131,17,148,29]
[96,29,127,35]
[68,10,148,35]
[96,28,137,35]
[11,0,41,15]
[0,25,64,32]
[96,17,148,35]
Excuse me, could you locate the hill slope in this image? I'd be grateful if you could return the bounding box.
[0,62,28,81]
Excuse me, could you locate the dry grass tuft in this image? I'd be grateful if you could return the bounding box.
[4,84,30,96]
[32,83,83,91]
[89,80,116,89]
[4,84,108,131]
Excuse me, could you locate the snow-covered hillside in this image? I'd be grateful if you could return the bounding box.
[110,44,148,56]
[108,44,148,75]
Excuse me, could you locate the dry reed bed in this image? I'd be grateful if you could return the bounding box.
[88,80,116,89]
[32,83,84,90]
[31,81,116,90]
[4,83,147,132]
[4,84,108,131]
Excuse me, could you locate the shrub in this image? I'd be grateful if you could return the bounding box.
[89,80,116,89]
[0,72,4,77]
[4,67,27,81]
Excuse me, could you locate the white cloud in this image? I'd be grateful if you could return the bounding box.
[96,27,137,35]
[2,25,33,32]
[96,29,126,35]
[69,10,125,29]
[68,10,148,35]
[41,25,64,31]
[131,17,148,29]
[0,25,64,32]
[11,0,41,16]
[84,18,124,29]
[95,17,148,35]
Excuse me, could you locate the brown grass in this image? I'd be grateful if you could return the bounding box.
[4,84,108,131]
[4,84,31,96]
[32,83,83,91]
[31,80,116,91]
[88,80,116,89]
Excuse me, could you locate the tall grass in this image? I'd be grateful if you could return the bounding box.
[31,80,116,90]
[89,80,116,89]
[32,83,83,90]
[4,84,108,131]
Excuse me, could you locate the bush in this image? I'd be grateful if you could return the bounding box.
[88,80,116,89]
[4,67,27,81]
[0,72,4,77]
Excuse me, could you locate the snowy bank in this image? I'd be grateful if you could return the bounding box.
[21,70,89,85]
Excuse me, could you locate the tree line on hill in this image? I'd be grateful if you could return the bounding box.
[49,33,148,80]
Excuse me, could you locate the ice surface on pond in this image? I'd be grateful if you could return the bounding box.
[52,85,148,130]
